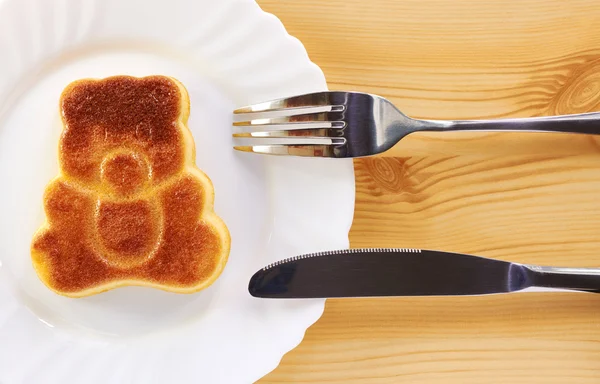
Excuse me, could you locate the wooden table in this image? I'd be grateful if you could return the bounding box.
[256,1,600,382]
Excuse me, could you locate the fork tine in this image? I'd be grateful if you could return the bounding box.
[233,135,344,157]
[233,136,345,146]
[233,92,345,120]
[234,92,336,113]
[234,144,336,157]
[234,112,343,125]
[233,122,334,133]
[234,130,332,138]
[233,117,345,133]
[233,105,344,121]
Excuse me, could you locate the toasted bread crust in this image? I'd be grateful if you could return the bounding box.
[31,76,230,298]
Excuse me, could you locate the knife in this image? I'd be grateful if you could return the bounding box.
[248,248,600,298]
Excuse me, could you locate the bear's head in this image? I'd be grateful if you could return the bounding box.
[59,76,190,196]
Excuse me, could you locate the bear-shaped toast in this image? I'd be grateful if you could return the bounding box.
[31,75,230,298]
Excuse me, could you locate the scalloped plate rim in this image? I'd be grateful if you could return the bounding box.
[0,0,355,382]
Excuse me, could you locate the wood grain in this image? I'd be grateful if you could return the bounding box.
[256,0,600,382]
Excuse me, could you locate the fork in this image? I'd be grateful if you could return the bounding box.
[232,91,600,158]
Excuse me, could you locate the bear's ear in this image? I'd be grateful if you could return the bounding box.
[59,79,103,128]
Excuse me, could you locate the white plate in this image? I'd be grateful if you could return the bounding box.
[0,0,355,382]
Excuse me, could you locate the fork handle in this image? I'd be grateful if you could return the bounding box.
[425,112,600,135]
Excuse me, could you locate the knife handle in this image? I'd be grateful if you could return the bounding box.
[527,265,600,293]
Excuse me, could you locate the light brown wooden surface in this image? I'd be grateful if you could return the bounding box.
[256,1,600,383]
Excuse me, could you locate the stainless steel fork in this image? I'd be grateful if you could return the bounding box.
[232,91,600,158]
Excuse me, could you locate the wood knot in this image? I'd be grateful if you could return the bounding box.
[364,157,411,194]
[551,57,600,115]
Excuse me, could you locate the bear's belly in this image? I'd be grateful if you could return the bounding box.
[94,198,162,268]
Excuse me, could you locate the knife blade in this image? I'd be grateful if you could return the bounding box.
[248,248,600,298]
